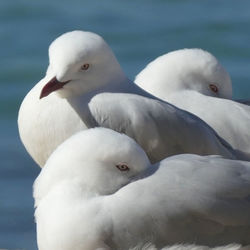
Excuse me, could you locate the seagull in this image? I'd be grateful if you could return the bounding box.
[135,49,250,160]
[135,49,233,99]
[18,30,239,167]
[18,31,237,167]
[34,127,250,250]
[134,48,250,105]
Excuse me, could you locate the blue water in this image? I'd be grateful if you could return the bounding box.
[1,0,250,249]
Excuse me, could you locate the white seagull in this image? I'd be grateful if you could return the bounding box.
[34,127,250,250]
[135,49,250,160]
[135,49,233,99]
[18,31,237,167]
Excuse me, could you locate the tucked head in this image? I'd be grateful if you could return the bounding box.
[40,30,125,99]
[135,48,232,99]
[34,128,150,201]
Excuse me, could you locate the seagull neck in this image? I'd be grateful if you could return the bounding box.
[66,77,154,127]
[65,81,122,127]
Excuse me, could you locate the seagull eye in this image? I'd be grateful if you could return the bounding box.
[81,64,90,70]
[116,163,130,172]
[209,83,218,93]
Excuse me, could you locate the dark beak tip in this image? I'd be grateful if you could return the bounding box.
[39,92,48,99]
[39,76,68,99]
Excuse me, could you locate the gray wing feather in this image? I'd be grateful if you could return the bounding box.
[103,155,250,248]
[88,93,236,162]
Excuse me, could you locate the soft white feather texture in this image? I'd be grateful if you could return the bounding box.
[18,74,87,167]
[18,31,241,168]
[135,49,250,160]
[34,128,250,250]
[135,49,233,99]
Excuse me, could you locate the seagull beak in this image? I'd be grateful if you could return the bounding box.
[40,77,70,99]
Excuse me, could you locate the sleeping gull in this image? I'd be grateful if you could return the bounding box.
[18,30,239,167]
[135,49,250,160]
[34,127,250,250]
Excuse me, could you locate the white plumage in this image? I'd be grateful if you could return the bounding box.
[135,49,250,160]
[18,75,87,167]
[18,31,239,167]
[135,49,233,100]
[34,128,250,250]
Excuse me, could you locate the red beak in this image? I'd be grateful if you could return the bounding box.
[40,77,70,99]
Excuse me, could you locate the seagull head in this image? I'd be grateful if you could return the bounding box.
[40,30,125,99]
[135,48,232,99]
[34,128,150,203]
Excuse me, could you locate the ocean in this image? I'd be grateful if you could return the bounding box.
[0,0,250,249]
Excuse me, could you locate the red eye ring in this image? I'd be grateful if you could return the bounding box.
[209,84,218,93]
[81,64,90,70]
[116,163,130,172]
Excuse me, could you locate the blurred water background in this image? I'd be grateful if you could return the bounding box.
[0,0,250,249]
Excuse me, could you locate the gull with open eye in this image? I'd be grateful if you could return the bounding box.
[135,49,250,160]
[18,31,240,168]
[34,127,150,250]
[135,49,233,100]
[34,127,250,250]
